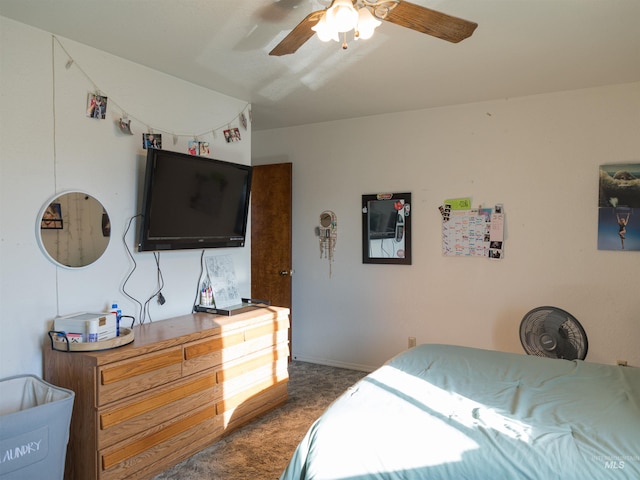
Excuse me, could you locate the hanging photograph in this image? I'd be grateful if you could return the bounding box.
[143,133,162,149]
[86,93,108,119]
[199,141,210,155]
[187,140,209,156]
[41,203,63,229]
[223,128,241,143]
[118,118,133,135]
[597,163,640,251]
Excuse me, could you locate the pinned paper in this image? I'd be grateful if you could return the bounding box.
[440,199,505,259]
[488,204,505,259]
[443,197,472,210]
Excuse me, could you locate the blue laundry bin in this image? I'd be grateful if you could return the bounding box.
[0,375,74,480]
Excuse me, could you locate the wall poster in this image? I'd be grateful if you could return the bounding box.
[598,164,640,251]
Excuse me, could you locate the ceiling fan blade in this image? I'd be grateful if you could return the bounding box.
[384,1,477,43]
[269,10,324,56]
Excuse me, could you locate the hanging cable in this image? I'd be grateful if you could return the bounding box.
[121,214,144,323]
[192,250,206,313]
[142,252,165,322]
[156,252,166,306]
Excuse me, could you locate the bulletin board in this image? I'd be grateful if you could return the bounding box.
[439,198,505,259]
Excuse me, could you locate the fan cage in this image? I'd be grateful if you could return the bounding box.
[519,306,588,360]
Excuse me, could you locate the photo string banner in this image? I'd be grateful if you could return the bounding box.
[52,35,251,145]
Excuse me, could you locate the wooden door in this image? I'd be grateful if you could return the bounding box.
[250,163,292,319]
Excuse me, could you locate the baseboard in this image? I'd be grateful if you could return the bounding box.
[291,353,376,373]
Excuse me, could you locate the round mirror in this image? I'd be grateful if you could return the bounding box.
[37,191,110,268]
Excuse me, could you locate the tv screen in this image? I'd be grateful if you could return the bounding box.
[138,149,252,251]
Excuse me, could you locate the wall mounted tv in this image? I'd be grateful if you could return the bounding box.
[138,149,252,251]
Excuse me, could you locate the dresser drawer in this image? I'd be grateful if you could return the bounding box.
[244,316,290,341]
[182,331,244,376]
[221,328,290,367]
[219,381,289,432]
[217,357,289,411]
[99,404,223,480]
[98,370,221,449]
[216,342,289,384]
[98,347,183,406]
[182,316,289,377]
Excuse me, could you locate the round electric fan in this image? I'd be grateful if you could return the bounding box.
[519,306,588,360]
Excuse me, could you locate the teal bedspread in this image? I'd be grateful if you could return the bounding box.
[281,344,640,480]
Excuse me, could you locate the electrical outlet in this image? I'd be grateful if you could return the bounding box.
[408,337,416,349]
[617,360,628,367]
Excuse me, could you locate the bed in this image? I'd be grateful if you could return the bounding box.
[280,344,640,479]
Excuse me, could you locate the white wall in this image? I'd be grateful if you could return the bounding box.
[2,17,638,380]
[253,82,640,371]
[0,17,252,379]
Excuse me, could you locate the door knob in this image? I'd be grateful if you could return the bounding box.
[279,269,293,276]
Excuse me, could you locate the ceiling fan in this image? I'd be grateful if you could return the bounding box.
[269,0,477,56]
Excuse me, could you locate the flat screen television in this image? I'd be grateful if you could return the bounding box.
[138,149,252,251]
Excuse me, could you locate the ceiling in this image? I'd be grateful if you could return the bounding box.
[1,0,639,131]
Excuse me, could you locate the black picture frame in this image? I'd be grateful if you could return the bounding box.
[362,193,412,265]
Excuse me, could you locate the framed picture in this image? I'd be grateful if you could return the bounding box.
[41,203,63,229]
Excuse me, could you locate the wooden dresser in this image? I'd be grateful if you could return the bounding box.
[44,306,290,480]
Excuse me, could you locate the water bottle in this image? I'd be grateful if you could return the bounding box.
[111,303,121,336]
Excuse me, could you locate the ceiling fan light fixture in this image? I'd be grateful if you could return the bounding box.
[355,6,381,40]
[312,14,340,42]
[326,0,359,33]
[269,0,476,56]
